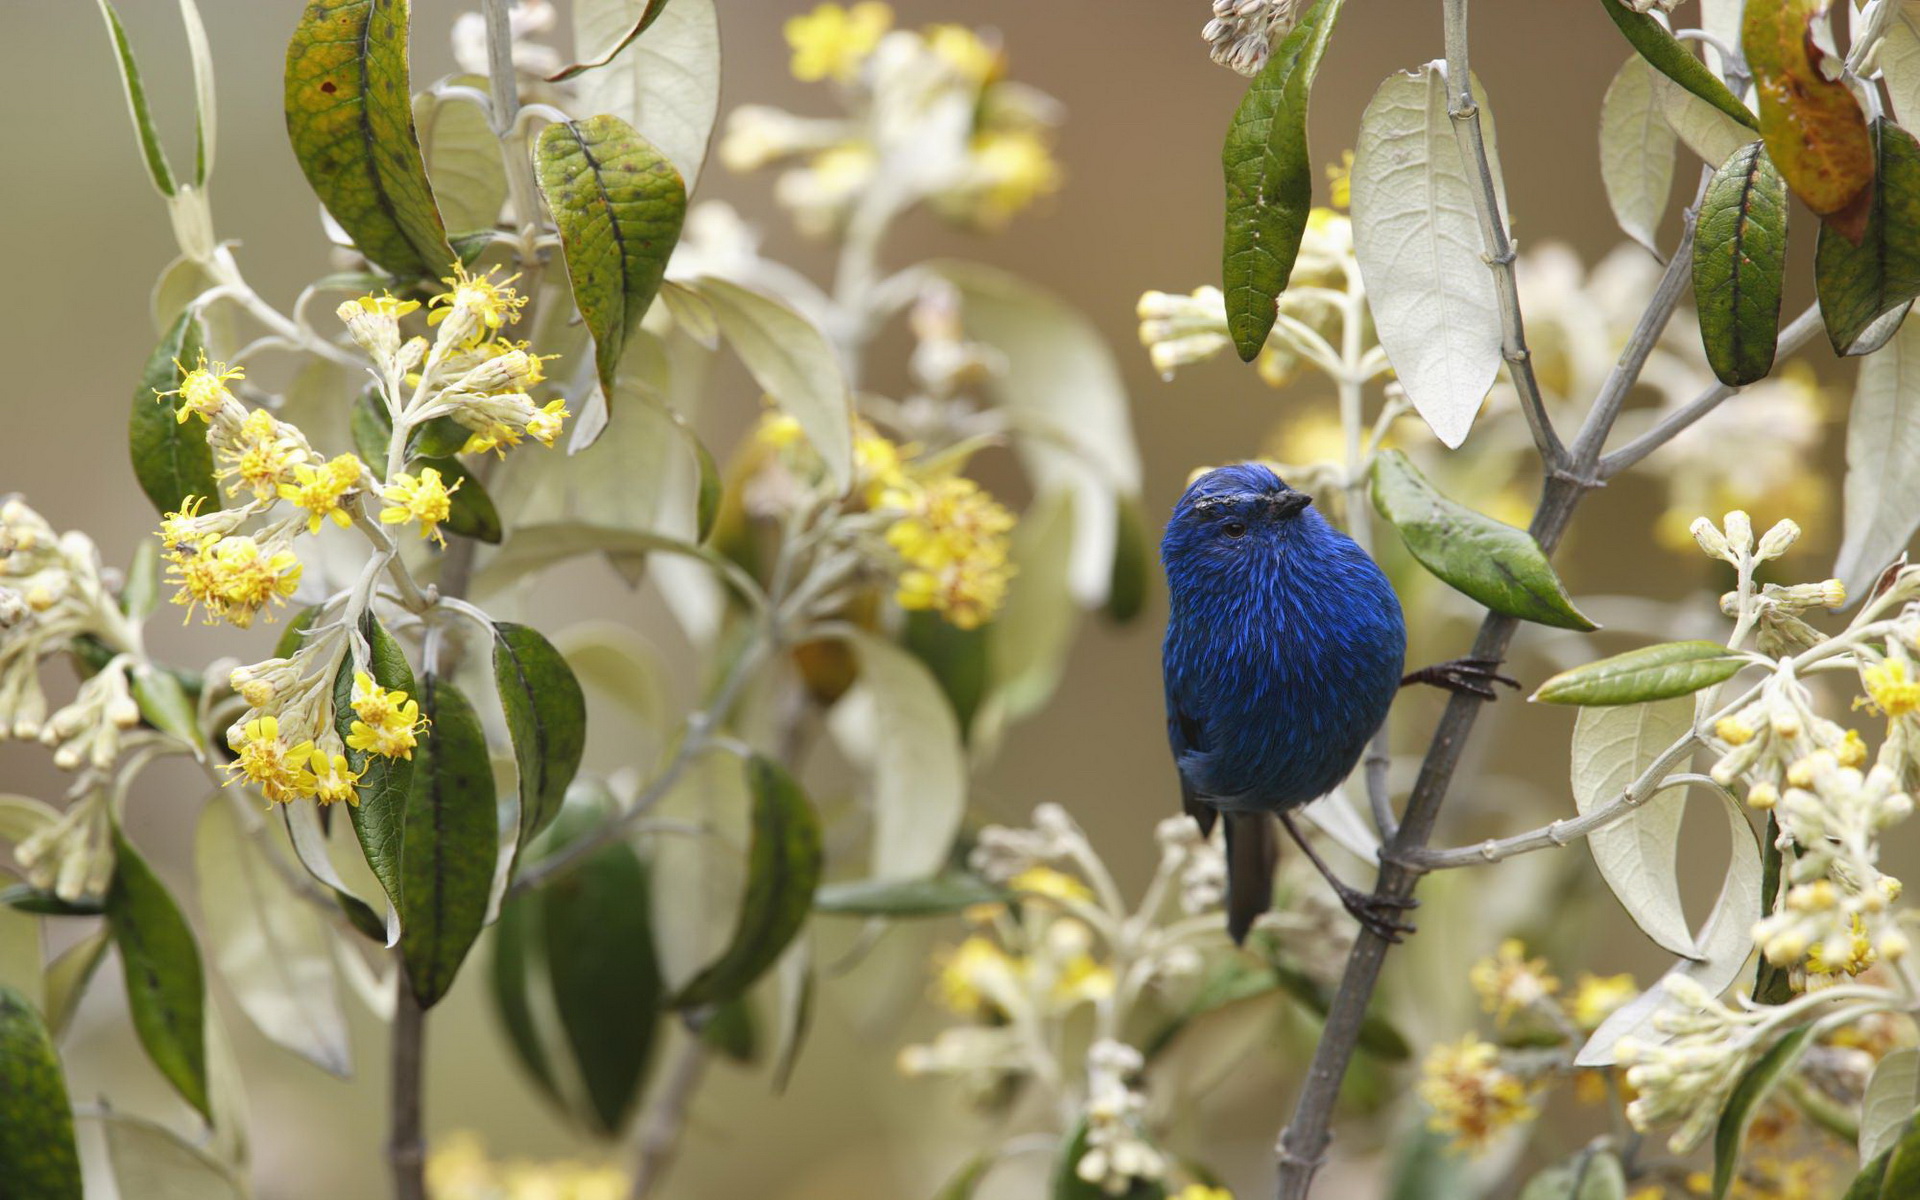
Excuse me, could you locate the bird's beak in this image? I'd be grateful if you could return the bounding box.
[1273,490,1312,518]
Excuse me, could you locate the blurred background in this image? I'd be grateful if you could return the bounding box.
[0,1,1879,1197]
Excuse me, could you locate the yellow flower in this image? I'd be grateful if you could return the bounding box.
[157,494,242,549]
[1806,914,1877,980]
[349,292,420,320]
[523,399,570,447]
[1174,1188,1233,1200]
[278,454,363,534]
[784,2,891,83]
[926,23,1000,83]
[156,354,244,424]
[217,408,309,502]
[963,128,1062,226]
[428,264,526,337]
[345,671,426,760]
[1326,150,1355,209]
[936,935,1021,1018]
[1862,658,1920,717]
[1838,727,1868,768]
[222,716,317,803]
[306,748,362,807]
[379,467,461,546]
[1468,939,1561,1027]
[1010,866,1094,907]
[1568,972,1637,1031]
[1053,951,1115,1008]
[1418,1036,1538,1153]
[885,475,1017,630]
[166,535,303,627]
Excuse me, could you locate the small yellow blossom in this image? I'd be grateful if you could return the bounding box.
[884,476,1017,630]
[926,23,1000,83]
[166,535,303,627]
[1469,939,1561,1027]
[278,453,363,534]
[1568,972,1637,1031]
[428,264,527,337]
[345,671,426,760]
[216,409,310,502]
[1010,866,1094,907]
[306,749,362,807]
[1173,1188,1232,1200]
[937,936,1021,1018]
[784,2,891,83]
[963,128,1062,227]
[1838,728,1869,768]
[1053,950,1116,1008]
[157,495,242,549]
[522,399,569,447]
[349,292,421,320]
[223,716,317,803]
[1418,1036,1538,1153]
[1806,914,1877,980]
[156,354,243,424]
[379,467,461,546]
[1326,150,1355,209]
[1862,658,1920,717]
[428,1131,629,1200]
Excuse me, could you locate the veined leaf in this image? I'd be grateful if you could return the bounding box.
[671,757,822,1009]
[1885,1110,1920,1199]
[1600,0,1757,132]
[493,622,588,848]
[545,844,660,1133]
[0,985,82,1199]
[1860,1047,1920,1167]
[813,874,1009,917]
[1533,641,1746,706]
[1220,0,1347,360]
[824,632,966,882]
[130,310,217,518]
[1371,450,1595,630]
[1834,316,1920,598]
[1816,120,1920,355]
[535,116,687,399]
[107,828,209,1119]
[1599,55,1678,255]
[1351,65,1506,449]
[93,0,178,195]
[102,1111,245,1200]
[1711,1026,1815,1198]
[572,0,719,189]
[1744,0,1874,237]
[398,677,496,1007]
[695,277,853,492]
[414,81,507,236]
[1572,701,1698,956]
[335,615,417,914]
[548,0,671,81]
[195,797,350,1076]
[1693,141,1788,386]
[1660,72,1755,169]
[1883,7,1920,129]
[284,0,455,277]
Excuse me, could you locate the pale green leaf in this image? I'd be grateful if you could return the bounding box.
[1573,701,1697,956]
[694,276,852,491]
[102,1112,245,1200]
[1861,1046,1920,1166]
[1599,56,1678,255]
[414,82,507,235]
[94,0,177,195]
[178,0,215,184]
[986,486,1079,723]
[572,0,719,189]
[1834,315,1920,596]
[1533,641,1747,706]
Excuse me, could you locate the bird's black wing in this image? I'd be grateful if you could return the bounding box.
[1165,686,1217,837]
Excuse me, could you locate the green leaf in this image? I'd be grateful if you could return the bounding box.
[123,531,162,622]
[397,677,496,1007]
[1599,55,1679,255]
[1518,1151,1628,1200]
[1105,494,1150,623]
[1370,450,1596,630]
[1693,141,1789,386]
[902,612,990,741]
[131,665,204,756]
[1752,813,1796,1006]
[1841,1149,1891,1200]
[101,1111,245,1200]
[106,828,209,1119]
[0,889,103,918]
[535,116,686,400]
[1600,0,1757,132]
[695,277,853,492]
[1860,1047,1920,1167]
[1884,1109,1920,1200]
[334,615,417,913]
[1533,640,1747,706]
[130,310,217,518]
[671,757,822,1010]
[42,929,111,1039]
[813,874,1008,917]
[934,1154,993,1200]
[571,0,719,189]
[547,0,672,81]
[414,82,506,236]
[1835,316,1920,597]
[179,0,215,186]
[93,0,178,195]
[1220,0,1346,360]
[487,893,560,1105]
[195,797,350,1076]
[1744,0,1875,235]
[493,622,588,848]
[1052,1120,1165,1200]
[1712,1026,1815,1198]
[417,456,501,544]
[283,0,455,278]
[1818,120,1920,355]
[0,987,81,1199]
[701,995,759,1063]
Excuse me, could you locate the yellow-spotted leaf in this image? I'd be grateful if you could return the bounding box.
[130,310,217,518]
[534,116,686,400]
[1816,120,1920,355]
[397,677,496,1007]
[284,0,455,277]
[0,986,82,1199]
[107,829,209,1120]
[1693,141,1788,386]
[1743,0,1874,239]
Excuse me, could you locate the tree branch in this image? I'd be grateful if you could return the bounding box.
[1597,304,1824,478]
[628,1025,711,1200]
[388,969,427,1200]
[1441,0,1566,470]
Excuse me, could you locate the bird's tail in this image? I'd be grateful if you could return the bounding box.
[1222,811,1277,945]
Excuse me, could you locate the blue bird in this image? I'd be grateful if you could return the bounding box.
[1161,463,1513,943]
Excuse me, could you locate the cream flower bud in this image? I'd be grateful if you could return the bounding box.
[1754,518,1801,561]
[1722,510,1753,553]
[1690,516,1731,561]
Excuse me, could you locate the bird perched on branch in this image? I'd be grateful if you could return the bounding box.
[1160,463,1512,944]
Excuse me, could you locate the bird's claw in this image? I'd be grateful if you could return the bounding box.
[1331,882,1418,943]
[1402,657,1521,701]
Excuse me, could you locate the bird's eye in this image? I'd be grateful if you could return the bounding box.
[1221,520,1248,539]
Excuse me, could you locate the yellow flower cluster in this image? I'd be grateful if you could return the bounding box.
[278,454,363,534]
[344,670,426,761]
[784,1,891,82]
[1468,939,1561,1027]
[165,533,303,628]
[1861,657,1920,718]
[157,354,244,425]
[379,467,461,547]
[1417,1035,1539,1153]
[222,716,361,807]
[882,475,1016,631]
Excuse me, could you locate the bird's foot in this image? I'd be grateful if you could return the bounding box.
[1402,657,1520,700]
[1329,880,1418,943]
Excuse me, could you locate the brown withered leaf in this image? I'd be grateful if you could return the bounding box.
[1743,0,1874,241]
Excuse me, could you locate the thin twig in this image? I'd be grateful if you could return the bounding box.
[628,1025,711,1200]
[388,970,428,1200]
[1441,0,1565,470]
[1598,305,1824,478]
